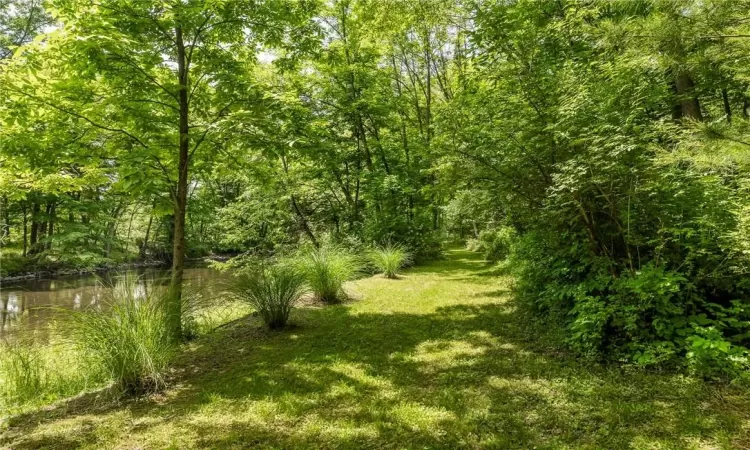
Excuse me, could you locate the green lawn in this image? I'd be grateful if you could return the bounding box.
[2,250,749,449]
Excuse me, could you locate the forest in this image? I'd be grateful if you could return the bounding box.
[1,0,750,448]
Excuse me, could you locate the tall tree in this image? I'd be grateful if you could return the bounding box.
[6,0,316,339]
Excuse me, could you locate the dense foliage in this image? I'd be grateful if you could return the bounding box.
[460,0,750,378]
[1,0,750,379]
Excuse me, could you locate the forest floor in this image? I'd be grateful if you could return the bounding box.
[2,250,749,449]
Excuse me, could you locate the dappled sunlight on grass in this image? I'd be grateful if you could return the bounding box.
[398,339,487,374]
[2,250,749,449]
[391,402,456,433]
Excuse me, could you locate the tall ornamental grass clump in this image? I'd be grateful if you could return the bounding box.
[296,246,359,303]
[67,277,175,395]
[231,266,307,329]
[368,244,412,279]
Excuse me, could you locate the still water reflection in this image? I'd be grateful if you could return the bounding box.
[0,268,229,340]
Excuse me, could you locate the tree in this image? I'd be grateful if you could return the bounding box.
[5,0,317,339]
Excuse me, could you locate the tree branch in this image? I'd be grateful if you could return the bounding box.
[8,86,149,149]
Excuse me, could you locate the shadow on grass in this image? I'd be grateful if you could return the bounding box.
[4,250,749,449]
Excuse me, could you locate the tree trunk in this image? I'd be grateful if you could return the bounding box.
[169,24,189,341]
[1,196,9,239]
[722,89,732,123]
[104,203,123,258]
[669,78,683,120]
[125,206,137,254]
[424,32,432,148]
[29,202,40,255]
[391,54,414,223]
[37,203,51,251]
[46,202,55,251]
[291,194,319,247]
[22,204,27,257]
[1,295,8,332]
[141,211,153,260]
[674,72,702,120]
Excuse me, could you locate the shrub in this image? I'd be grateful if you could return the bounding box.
[473,227,516,262]
[465,238,481,252]
[231,266,307,329]
[511,216,750,379]
[296,245,359,303]
[66,277,175,396]
[368,244,412,279]
[686,326,750,381]
[360,215,444,263]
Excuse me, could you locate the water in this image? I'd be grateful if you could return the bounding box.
[0,268,229,340]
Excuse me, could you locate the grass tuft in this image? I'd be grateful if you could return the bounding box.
[65,276,175,396]
[296,246,359,303]
[368,244,412,279]
[0,341,45,405]
[231,266,307,329]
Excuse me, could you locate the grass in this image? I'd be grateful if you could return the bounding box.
[368,244,412,278]
[65,277,176,396]
[0,279,250,416]
[230,266,307,329]
[0,340,96,414]
[1,250,749,449]
[296,245,359,303]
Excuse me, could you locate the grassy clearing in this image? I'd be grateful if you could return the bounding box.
[2,250,749,449]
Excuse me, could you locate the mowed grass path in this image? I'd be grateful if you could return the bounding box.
[3,250,750,449]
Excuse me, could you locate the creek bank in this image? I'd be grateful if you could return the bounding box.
[0,255,235,284]
[0,260,168,284]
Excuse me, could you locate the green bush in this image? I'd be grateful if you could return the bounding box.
[361,214,444,263]
[368,244,412,279]
[472,227,516,262]
[66,277,175,395]
[686,326,750,381]
[296,245,359,303]
[465,237,481,252]
[231,266,307,329]
[511,207,750,379]
[0,251,33,277]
